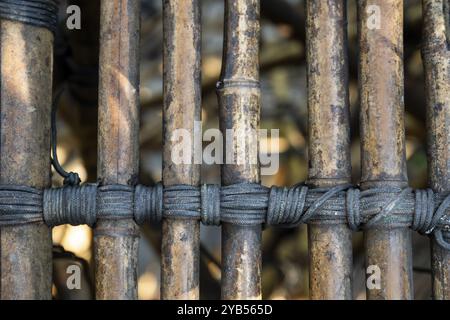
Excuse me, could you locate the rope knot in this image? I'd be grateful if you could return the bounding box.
[63,172,81,186]
[423,192,450,250]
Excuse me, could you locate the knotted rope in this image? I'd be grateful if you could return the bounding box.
[1,182,449,249]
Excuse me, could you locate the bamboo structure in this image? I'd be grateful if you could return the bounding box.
[161,0,202,300]
[0,0,450,302]
[0,19,53,299]
[358,0,413,299]
[422,0,450,300]
[218,0,262,300]
[95,0,141,299]
[306,0,353,300]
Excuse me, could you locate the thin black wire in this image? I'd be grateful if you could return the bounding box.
[51,86,81,186]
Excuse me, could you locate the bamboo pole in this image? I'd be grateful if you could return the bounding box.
[306,0,353,300]
[161,0,202,300]
[0,20,53,299]
[358,0,413,299]
[422,0,450,300]
[218,0,262,300]
[95,0,141,300]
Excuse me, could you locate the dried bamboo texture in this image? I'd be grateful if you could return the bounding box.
[0,20,53,300]
[358,0,413,300]
[422,0,450,300]
[95,0,141,300]
[218,0,262,300]
[161,0,202,300]
[306,0,353,300]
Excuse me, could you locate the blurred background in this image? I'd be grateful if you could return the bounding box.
[52,0,430,299]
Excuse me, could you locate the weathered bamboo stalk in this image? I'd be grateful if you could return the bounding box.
[306,0,353,300]
[0,20,53,300]
[95,0,140,300]
[161,0,202,300]
[218,0,262,300]
[422,0,450,300]
[358,0,413,299]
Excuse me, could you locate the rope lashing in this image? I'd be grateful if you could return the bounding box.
[201,184,220,226]
[0,185,43,226]
[221,183,269,225]
[163,185,201,220]
[134,183,163,224]
[43,184,96,227]
[422,192,450,250]
[413,188,435,234]
[1,183,450,249]
[0,0,59,34]
[266,184,351,227]
[346,187,414,230]
[97,184,134,221]
[344,187,450,249]
[43,183,164,226]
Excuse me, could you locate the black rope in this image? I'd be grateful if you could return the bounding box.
[201,184,221,226]
[267,184,308,226]
[50,87,81,186]
[0,0,59,34]
[134,183,163,224]
[428,195,450,250]
[43,184,96,227]
[0,185,43,226]
[163,184,201,220]
[221,183,269,225]
[1,181,450,249]
[350,187,414,230]
[97,184,134,220]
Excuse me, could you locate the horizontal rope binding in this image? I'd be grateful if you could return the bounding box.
[0,185,43,226]
[0,0,59,34]
[0,182,450,249]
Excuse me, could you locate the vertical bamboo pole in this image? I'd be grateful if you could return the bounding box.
[306,0,353,300]
[0,20,53,299]
[358,0,413,299]
[422,0,450,300]
[161,0,201,300]
[95,0,141,300]
[218,0,262,300]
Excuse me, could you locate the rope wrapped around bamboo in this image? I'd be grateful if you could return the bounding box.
[0,0,59,34]
[0,183,449,249]
[0,185,43,226]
